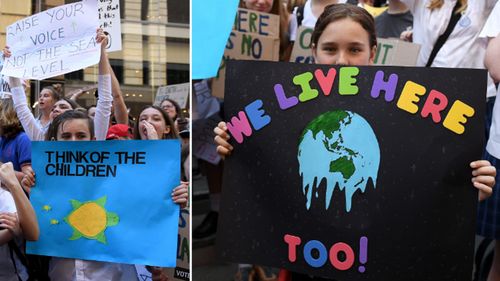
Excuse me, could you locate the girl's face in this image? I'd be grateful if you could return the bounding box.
[138,107,171,140]
[243,0,273,13]
[50,100,73,120]
[57,119,91,141]
[160,100,177,120]
[38,89,55,111]
[312,18,376,66]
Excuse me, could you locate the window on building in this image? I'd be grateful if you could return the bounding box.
[167,0,189,24]
[166,63,189,85]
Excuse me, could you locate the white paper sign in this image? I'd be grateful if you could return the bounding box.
[155,83,190,108]
[98,0,122,52]
[1,0,100,80]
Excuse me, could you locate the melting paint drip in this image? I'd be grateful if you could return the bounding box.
[358,236,368,273]
[298,110,380,212]
[50,219,59,225]
[42,205,52,212]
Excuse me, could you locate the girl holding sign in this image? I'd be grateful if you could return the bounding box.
[214,4,496,280]
[4,28,112,142]
[38,109,188,280]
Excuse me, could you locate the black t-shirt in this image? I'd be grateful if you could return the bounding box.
[375,10,413,39]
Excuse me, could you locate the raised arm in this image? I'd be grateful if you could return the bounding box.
[94,29,113,140]
[8,77,45,141]
[0,162,39,241]
[110,67,129,125]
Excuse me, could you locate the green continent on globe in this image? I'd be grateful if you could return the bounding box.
[299,110,351,144]
[329,156,355,180]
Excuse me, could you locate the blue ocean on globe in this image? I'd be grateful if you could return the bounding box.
[297,110,380,212]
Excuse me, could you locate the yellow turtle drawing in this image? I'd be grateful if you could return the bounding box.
[63,196,119,244]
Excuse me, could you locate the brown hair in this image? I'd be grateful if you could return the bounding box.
[42,84,63,101]
[428,0,467,14]
[45,110,95,141]
[311,4,377,49]
[134,105,178,140]
[0,99,23,139]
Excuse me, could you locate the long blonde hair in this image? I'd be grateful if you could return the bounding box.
[428,0,467,14]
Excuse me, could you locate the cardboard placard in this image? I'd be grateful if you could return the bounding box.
[218,60,485,280]
[28,140,180,267]
[289,26,315,64]
[290,27,421,67]
[212,31,280,98]
[155,83,190,108]
[234,8,280,38]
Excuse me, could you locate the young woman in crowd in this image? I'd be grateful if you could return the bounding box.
[5,28,113,141]
[214,4,497,280]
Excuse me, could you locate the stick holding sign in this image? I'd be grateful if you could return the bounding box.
[1,0,100,80]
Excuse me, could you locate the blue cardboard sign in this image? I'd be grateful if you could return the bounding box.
[27,140,180,267]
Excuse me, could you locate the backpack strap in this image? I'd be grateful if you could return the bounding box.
[296,4,305,27]
[425,1,462,67]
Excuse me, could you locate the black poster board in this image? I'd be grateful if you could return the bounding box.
[218,60,486,280]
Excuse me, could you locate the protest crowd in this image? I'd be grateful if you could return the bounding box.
[0,1,190,280]
[191,0,500,281]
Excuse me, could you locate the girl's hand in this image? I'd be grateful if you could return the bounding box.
[400,29,413,42]
[471,160,496,201]
[214,121,233,158]
[0,162,20,189]
[2,46,11,58]
[21,167,36,193]
[146,266,168,281]
[95,28,108,51]
[0,213,21,237]
[171,181,188,209]
[142,121,159,140]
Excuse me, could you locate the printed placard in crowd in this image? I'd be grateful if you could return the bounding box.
[1,0,100,80]
[155,83,190,108]
[98,0,122,52]
[27,140,180,267]
[290,26,420,66]
[212,30,280,98]
[0,57,11,97]
[218,60,485,280]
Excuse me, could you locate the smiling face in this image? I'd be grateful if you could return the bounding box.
[138,107,171,140]
[312,18,375,66]
[50,100,73,120]
[243,0,273,13]
[57,119,92,141]
[38,89,56,111]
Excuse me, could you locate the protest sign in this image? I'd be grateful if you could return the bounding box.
[289,26,315,64]
[98,0,122,52]
[193,0,239,79]
[193,114,222,165]
[212,30,280,98]
[218,60,485,280]
[211,8,280,98]
[234,8,280,38]
[0,57,11,97]
[155,83,190,108]
[135,208,190,281]
[27,140,180,267]
[374,38,421,66]
[290,29,421,66]
[1,0,100,80]
[164,208,190,281]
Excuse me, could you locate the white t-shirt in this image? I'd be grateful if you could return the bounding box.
[289,0,348,41]
[402,0,497,97]
[482,1,500,158]
[0,188,27,281]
